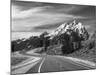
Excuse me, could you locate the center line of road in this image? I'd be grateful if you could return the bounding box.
[38,57,45,73]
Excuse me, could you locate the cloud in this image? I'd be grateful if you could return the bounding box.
[12,5,47,19]
[12,4,85,32]
[12,1,95,34]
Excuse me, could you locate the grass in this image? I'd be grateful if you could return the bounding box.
[66,48,96,62]
[11,57,28,66]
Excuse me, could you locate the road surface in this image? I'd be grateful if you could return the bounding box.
[11,52,95,75]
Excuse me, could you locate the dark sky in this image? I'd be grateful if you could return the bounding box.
[12,0,96,34]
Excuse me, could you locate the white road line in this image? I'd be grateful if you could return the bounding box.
[38,57,45,73]
[12,57,40,69]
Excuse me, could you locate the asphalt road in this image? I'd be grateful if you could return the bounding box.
[11,53,95,75]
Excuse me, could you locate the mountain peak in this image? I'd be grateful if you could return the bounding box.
[45,20,89,40]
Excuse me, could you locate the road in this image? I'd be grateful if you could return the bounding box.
[11,52,96,75]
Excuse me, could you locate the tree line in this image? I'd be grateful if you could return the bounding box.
[11,30,92,55]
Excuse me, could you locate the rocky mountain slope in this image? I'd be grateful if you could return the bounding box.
[46,20,89,41]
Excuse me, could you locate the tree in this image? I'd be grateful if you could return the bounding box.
[40,32,50,52]
[60,33,74,54]
[61,30,85,54]
[11,36,43,52]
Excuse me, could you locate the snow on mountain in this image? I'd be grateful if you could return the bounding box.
[45,20,89,40]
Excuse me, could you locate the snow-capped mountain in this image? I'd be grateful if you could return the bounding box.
[45,20,89,40]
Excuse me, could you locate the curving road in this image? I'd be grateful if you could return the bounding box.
[11,53,96,75]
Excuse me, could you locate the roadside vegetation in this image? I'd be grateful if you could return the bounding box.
[67,32,96,62]
[11,31,96,62]
[11,57,28,66]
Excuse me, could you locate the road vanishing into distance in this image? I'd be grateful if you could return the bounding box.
[11,51,96,75]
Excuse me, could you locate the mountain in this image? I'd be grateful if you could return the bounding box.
[45,21,95,62]
[45,20,89,40]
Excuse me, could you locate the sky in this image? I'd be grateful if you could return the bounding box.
[11,0,96,40]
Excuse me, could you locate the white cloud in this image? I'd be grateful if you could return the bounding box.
[12,5,46,19]
[12,4,85,32]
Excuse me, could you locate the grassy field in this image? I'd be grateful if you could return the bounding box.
[11,57,28,66]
